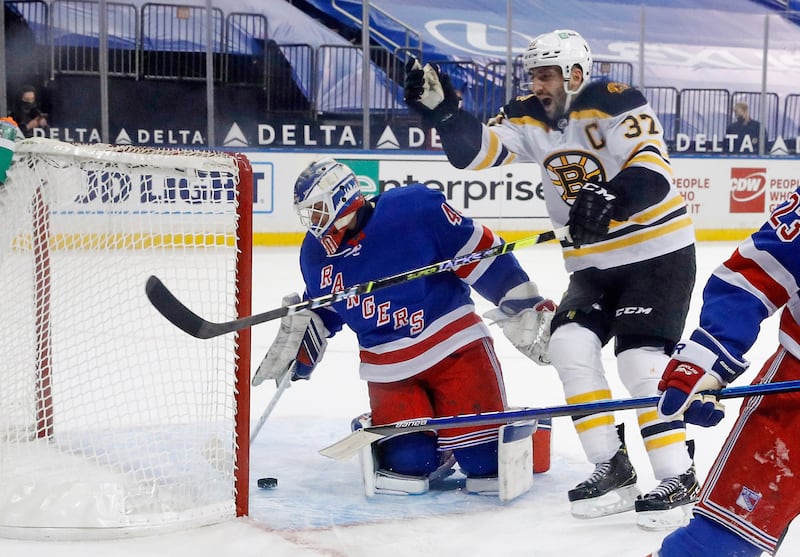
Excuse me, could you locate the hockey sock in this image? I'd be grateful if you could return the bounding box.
[658,515,762,557]
[454,442,499,477]
[377,433,439,476]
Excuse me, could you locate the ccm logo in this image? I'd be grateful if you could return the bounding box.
[615,306,653,316]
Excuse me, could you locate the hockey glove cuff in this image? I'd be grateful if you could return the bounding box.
[291,310,328,381]
[568,182,630,248]
[675,328,750,384]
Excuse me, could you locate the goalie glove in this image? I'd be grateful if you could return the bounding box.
[251,293,329,387]
[403,58,460,127]
[483,281,557,366]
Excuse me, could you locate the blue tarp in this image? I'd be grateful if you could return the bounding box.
[305,0,800,98]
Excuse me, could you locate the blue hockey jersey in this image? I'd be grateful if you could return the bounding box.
[298,184,531,383]
[687,188,800,383]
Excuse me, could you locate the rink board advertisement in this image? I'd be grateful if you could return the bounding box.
[247,152,800,242]
[32,151,798,242]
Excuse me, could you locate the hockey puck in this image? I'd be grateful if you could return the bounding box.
[258,477,278,489]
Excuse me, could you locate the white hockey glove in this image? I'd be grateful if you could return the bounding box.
[483,281,557,366]
[251,292,329,387]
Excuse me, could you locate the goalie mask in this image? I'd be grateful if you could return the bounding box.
[294,158,366,255]
[522,29,592,108]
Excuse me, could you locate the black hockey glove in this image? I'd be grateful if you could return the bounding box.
[568,182,629,248]
[403,58,460,127]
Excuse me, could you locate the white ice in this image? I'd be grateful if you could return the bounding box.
[2,241,797,557]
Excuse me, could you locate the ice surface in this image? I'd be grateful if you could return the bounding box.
[2,242,796,557]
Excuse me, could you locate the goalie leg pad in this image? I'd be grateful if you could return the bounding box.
[464,420,539,501]
[498,420,536,501]
[465,476,500,495]
[353,413,443,496]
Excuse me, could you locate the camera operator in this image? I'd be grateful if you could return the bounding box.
[10,84,50,138]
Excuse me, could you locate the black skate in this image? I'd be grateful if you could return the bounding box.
[568,424,641,519]
[635,441,700,531]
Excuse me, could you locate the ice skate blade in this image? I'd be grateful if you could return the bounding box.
[636,503,694,531]
[570,484,641,519]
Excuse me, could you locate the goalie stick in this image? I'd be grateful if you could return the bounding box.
[146,226,569,339]
[318,379,800,460]
[250,363,294,445]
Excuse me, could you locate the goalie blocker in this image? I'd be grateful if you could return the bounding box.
[352,414,551,501]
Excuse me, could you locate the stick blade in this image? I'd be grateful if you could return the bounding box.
[145,275,211,339]
[319,429,384,460]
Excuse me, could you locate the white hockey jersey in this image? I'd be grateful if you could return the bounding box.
[439,80,695,272]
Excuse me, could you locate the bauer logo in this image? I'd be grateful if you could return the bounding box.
[337,159,380,198]
[730,168,767,213]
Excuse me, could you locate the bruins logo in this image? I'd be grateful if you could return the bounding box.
[607,82,630,94]
[543,151,606,203]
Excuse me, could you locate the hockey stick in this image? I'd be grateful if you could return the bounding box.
[250,364,294,445]
[319,379,800,460]
[146,226,569,339]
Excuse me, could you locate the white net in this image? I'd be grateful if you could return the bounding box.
[0,138,251,540]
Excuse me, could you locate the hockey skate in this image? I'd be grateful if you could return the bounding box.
[635,465,699,531]
[568,424,640,519]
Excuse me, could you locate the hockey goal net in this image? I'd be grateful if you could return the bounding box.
[0,138,252,539]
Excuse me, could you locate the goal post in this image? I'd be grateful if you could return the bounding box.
[0,138,252,539]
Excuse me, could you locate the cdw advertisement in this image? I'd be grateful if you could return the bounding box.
[250,153,800,241]
[672,158,800,236]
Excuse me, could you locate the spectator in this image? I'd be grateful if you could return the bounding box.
[9,84,49,138]
[651,186,800,557]
[726,101,764,153]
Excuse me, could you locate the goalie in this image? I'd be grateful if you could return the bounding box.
[252,158,557,496]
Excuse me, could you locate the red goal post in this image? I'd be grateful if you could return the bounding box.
[0,138,252,539]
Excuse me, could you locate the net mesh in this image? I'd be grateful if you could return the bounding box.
[0,138,249,539]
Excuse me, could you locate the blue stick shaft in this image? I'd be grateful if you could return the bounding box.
[364,379,800,436]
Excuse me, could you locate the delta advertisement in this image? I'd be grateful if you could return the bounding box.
[31,121,800,156]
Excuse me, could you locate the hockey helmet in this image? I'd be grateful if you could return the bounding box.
[522,29,592,90]
[293,158,366,255]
